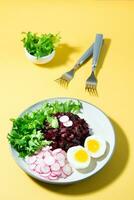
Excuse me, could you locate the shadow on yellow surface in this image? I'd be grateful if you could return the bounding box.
[29,118,129,194]
[35,38,110,74]
[36,43,79,68]
[96,38,111,77]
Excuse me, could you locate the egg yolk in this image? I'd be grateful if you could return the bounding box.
[87,139,100,153]
[74,149,88,162]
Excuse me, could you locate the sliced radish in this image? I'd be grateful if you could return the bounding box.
[48,175,58,180]
[29,164,36,171]
[52,170,62,177]
[42,146,52,151]
[63,120,73,127]
[27,156,37,164]
[41,165,50,174]
[26,147,73,180]
[58,160,65,167]
[52,148,62,155]
[37,158,44,164]
[35,165,41,173]
[41,172,51,177]
[62,164,72,176]
[51,162,60,171]
[44,155,55,166]
[61,150,67,156]
[61,172,67,178]
[55,152,65,161]
[59,115,69,123]
[50,172,58,177]
[43,151,51,158]
[36,151,44,159]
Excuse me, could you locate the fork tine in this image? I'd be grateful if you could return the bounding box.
[85,84,98,96]
[63,79,69,87]
[55,77,62,83]
[85,85,89,92]
[91,85,95,94]
[94,88,98,96]
[55,77,69,88]
[62,79,67,87]
[89,86,94,95]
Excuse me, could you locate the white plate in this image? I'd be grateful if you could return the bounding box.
[10,97,115,184]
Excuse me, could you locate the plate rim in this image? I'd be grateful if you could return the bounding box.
[9,97,116,184]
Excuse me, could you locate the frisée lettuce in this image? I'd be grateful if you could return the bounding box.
[8,100,82,158]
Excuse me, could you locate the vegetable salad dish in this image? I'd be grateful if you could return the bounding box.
[8,100,107,181]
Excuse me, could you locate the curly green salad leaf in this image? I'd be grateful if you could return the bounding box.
[22,32,61,58]
[8,100,82,158]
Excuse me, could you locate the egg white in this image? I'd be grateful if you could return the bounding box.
[84,135,106,158]
[67,146,91,169]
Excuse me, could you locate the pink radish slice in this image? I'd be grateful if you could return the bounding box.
[51,170,62,177]
[50,172,58,177]
[35,165,41,173]
[55,153,65,161]
[63,120,73,127]
[44,156,55,166]
[37,158,44,164]
[48,175,58,180]
[50,162,60,171]
[41,172,51,177]
[35,158,45,168]
[62,164,72,176]
[43,151,51,158]
[52,148,62,155]
[40,165,50,174]
[29,164,36,171]
[42,146,52,151]
[37,151,44,159]
[61,150,67,156]
[59,115,69,123]
[35,158,40,165]
[27,156,37,164]
[58,160,65,167]
[61,172,67,178]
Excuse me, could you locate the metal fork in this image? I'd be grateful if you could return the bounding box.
[55,44,93,87]
[85,34,103,94]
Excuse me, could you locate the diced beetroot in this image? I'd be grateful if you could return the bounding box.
[42,112,90,152]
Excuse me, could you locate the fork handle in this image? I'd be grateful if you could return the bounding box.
[92,34,103,71]
[74,44,93,70]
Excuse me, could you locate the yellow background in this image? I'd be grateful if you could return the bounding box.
[0,0,133,199]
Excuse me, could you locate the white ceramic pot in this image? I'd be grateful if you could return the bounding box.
[24,48,55,64]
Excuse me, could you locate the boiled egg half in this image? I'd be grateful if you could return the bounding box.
[67,146,91,169]
[84,135,106,158]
